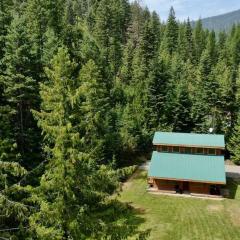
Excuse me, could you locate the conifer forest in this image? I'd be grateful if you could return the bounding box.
[1,0,240,239]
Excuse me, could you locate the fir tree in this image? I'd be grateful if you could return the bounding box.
[1,12,40,167]
[94,0,130,76]
[172,81,193,132]
[178,18,194,61]
[147,56,169,131]
[0,0,13,61]
[77,59,110,162]
[193,19,206,63]
[31,47,146,239]
[161,7,178,55]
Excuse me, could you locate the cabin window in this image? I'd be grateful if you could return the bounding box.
[208,148,216,155]
[196,148,204,154]
[162,146,168,152]
[173,146,179,153]
[156,146,161,151]
[184,147,192,154]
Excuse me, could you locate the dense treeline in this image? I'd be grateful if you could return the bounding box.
[1,0,240,239]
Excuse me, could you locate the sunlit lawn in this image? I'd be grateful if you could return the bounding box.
[119,170,240,240]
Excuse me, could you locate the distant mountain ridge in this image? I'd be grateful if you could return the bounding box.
[192,9,240,32]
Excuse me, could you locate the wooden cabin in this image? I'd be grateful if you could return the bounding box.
[148,132,226,196]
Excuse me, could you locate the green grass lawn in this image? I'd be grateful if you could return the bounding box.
[119,170,240,240]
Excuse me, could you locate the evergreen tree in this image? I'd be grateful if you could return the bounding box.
[94,0,130,76]
[31,47,146,239]
[26,0,65,66]
[140,10,161,66]
[119,1,146,84]
[120,45,149,152]
[0,96,30,240]
[193,19,206,63]
[172,81,193,132]
[212,59,234,134]
[178,18,194,61]
[192,32,220,132]
[147,56,170,131]
[161,7,178,55]
[228,115,240,165]
[0,12,42,238]
[1,12,40,167]
[230,25,240,68]
[77,59,110,162]
[0,0,13,61]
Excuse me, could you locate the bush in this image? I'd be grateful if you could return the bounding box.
[118,165,138,182]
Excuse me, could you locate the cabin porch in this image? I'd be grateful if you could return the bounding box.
[148,178,222,196]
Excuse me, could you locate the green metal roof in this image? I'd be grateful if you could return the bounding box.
[153,132,225,148]
[148,151,226,184]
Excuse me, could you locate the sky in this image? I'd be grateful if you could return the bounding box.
[130,0,240,21]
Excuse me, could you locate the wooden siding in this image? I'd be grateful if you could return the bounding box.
[151,179,211,194]
[153,179,176,191]
[189,182,209,194]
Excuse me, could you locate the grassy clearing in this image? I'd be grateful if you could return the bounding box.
[119,170,240,240]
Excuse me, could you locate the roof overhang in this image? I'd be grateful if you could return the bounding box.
[148,152,226,184]
[153,132,225,149]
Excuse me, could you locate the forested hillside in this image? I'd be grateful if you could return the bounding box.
[1,0,240,239]
[197,9,240,32]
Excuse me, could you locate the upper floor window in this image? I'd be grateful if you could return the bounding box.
[162,146,168,152]
[173,146,180,153]
[157,145,221,155]
[208,148,216,155]
[196,148,204,154]
[184,147,192,154]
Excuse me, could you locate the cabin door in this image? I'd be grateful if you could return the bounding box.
[183,182,189,192]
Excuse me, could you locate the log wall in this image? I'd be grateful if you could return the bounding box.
[189,182,210,194]
[151,179,211,195]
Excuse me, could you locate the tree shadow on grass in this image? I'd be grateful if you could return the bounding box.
[103,199,151,239]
